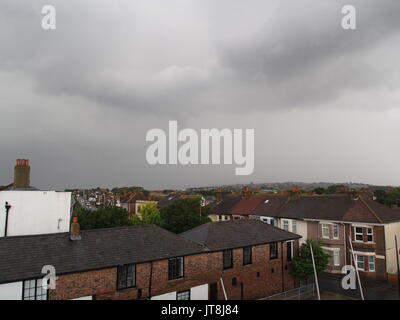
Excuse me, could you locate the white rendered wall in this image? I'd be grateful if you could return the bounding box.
[151,284,208,300]
[0,282,23,300]
[0,191,71,237]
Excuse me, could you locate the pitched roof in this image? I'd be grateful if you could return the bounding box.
[276,195,400,224]
[119,192,151,203]
[157,194,181,208]
[251,196,289,217]
[0,225,205,284]
[180,219,301,251]
[210,196,241,214]
[229,195,267,215]
[276,196,351,221]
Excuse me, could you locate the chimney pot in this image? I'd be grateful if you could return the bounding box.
[70,217,81,241]
[14,159,30,189]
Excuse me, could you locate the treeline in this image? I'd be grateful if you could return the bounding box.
[73,197,210,234]
[374,188,400,207]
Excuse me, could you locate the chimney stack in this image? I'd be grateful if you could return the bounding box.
[242,186,251,198]
[14,159,30,189]
[216,188,222,202]
[70,217,81,241]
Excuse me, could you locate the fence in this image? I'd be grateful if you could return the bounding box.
[261,283,316,300]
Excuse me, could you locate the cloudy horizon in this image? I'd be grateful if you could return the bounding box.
[1,0,400,190]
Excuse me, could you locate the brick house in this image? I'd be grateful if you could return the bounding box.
[118,192,157,217]
[211,189,400,283]
[273,194,400,282]
[0,220,300,300]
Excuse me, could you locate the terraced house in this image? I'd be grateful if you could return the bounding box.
[209,188,400,283]
[0,220,300,300]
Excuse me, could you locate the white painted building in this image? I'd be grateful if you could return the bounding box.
[0,190,72,237]
[151,284,208,300]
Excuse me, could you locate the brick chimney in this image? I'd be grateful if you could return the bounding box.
[348,190,359,200]
[14,159,30,189]
[242,186,251,198]
[70,217,81,241]
[216,188,222,202]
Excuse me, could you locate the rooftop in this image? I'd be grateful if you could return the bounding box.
[180,219,301,251]
[0,225,205,284]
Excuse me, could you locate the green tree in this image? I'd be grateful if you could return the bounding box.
[74,206,133,230]
[132,203,164,226]
[313,187,326,195]
[160,198,211,233]
[291,239,330,281]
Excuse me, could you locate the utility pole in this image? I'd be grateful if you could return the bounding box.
[309,242,321,300]
[395,235,400,295]
[348,236,364,300]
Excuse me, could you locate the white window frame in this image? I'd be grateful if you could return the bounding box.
[366,227,374,243]
[333,250,340,266]
[368,256,375,272]
[292,220,297,234]
[354,227,364,242]
[356,255,365,271]
[321,224,330,239]
[333,224,339,239]
[283,220,290,231]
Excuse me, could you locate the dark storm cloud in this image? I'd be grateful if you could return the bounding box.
[0,0,400,189]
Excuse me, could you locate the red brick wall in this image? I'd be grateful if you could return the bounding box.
[50,240,299,300]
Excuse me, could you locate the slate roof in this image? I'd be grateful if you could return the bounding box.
[180,219,301,251]
[210,196,241,214]
[210,193,400,224]
[0,225,205,284]
[277,195,400,224]
[251,196,289,217]
[157,194,182,208]
[230,195,267,215]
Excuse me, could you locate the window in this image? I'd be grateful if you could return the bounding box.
[232,277,237,286]
[117,264,136,290]
[243,246,252,265]
[354,227,364,241]
[283,220,289,231]
[292,220,297,234]
[176,290,190,300]
[287,241,293,262]
[368,256,375,271]
[356,255,365,271]
[270,218,276,227]
[367,228,373,242]
[333,224,339,239]
[23,279,48,300]
[333,250,340,266]
[223,249,233,269]
[322,224,329,239]
[270,242,278,260]
[168,257,184,280]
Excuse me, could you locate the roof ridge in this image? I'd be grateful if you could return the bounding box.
[359,196,384,224]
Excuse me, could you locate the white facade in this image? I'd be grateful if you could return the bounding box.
[151,284,208,300]
[0,191,72,237]
[384,222,400,276]
[0,282,23,300]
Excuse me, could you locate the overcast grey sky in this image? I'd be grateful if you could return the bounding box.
[1,0,399,190]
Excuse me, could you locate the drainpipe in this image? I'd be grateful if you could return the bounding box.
[148,261,153,300]
[343,223,347,266]
[4,202,12,237]
[281,242,285,292]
